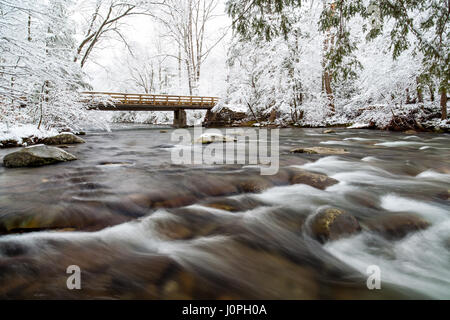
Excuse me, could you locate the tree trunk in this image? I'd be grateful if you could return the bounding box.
[28,13,32,41]
[441,89,448,120]
[178,45,182,92]
[429,85,435,102]
[322,1,335,114]
[323,70,334,112]
[406,88,416,104]
[186,63,193,95]
[417,87,424,104]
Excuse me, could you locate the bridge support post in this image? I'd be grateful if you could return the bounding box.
[173,109,187,128]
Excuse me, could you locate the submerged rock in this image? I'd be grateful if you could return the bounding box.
[3,145,77,168]
[42,132,85,145]
[366,213,430,240]
[290,169,338,190]
[290,147,349,155]
[309,207,361,243]
[201,197,265,212]
[235,176,274,193]
[323,129,336,134]
[159,240,320,299]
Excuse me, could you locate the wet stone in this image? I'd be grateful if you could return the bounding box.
[3,145,77,168]
[309,207,361,243]
[290,169,339,190]
[366,213,430,240]
[42,133,85,145]
[201,196,265,212]
[290,147,349,155]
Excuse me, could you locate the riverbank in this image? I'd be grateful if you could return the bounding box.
[2,101,448,149]
[204,103,450,133]
[0,124,87,149]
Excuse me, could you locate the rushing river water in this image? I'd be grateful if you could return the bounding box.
[0,125,449,299]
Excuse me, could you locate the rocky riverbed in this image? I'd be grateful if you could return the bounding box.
[0,125,449,299]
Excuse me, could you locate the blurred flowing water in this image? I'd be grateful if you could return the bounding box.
[0,125,449,299]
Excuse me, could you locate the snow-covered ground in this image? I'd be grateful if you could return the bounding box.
[0,124,59,147]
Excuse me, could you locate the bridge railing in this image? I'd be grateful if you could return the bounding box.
[81,92,219,107]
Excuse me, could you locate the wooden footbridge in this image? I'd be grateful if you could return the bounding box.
[81,92,219,127]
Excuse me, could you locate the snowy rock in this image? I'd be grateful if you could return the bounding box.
[3,145,77,168]
[348,123,371,129]
[42,132,85,145]
[195,133,237,144]
[290,147,349,155]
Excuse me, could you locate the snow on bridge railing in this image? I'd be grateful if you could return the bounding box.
[80,92,219,108]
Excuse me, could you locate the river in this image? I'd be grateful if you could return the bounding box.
[0,125,449,299]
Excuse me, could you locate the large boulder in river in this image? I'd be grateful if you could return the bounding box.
[366,213,430,240]
[203,107,247,127]
[3,145,77,168]
[308,207,361,243]
[42,132,85,145]
[290,169,338,190]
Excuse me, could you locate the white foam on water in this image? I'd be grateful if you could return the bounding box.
[403,135,421,140]
[419,146,450,151]
[344,137,378,142]
[431,136,450,141]
[297,156,395,178]
[325,221,450,299]
[254,183,326,209]
[416,170,450,182]
[319,140,351,146]
[380,194,449,223]
[375,141,425,147]
[361,156,382,162]
[330,170,417,187]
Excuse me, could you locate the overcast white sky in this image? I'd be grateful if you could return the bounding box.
[77,1,232,97]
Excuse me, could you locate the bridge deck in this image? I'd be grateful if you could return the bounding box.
[82,92,219,111]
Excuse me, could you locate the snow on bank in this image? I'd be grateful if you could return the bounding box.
[0,124,59,147]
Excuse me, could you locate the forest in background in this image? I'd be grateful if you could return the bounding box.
[0,0,448,138]
[222,0,448,131]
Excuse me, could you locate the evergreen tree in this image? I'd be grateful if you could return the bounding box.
[226,0,449,119]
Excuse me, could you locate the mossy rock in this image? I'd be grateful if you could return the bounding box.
[309,207,361,243]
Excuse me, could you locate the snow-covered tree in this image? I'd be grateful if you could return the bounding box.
[223,0,448,127]
[0,0,105,131]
